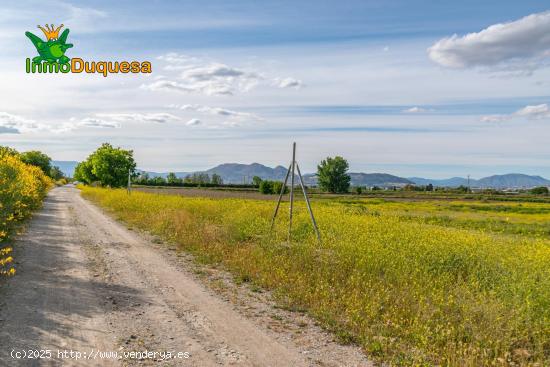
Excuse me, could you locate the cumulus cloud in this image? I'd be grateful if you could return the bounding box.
[272,77,303,89]
[186,118,201,126]
[0,112,117,134]
[143,53,304,96]
[0,126,20,134]
[428,11,550,74]
[96,113,181,124]
[481,103,550,122]
[179,63,260,95]
[0,112,40,134]
[515,103,550,119]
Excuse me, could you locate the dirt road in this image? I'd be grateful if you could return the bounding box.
[0,187,370,366]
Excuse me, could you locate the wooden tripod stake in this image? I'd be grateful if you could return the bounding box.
[127,168,132,195]
[271,142,321,242]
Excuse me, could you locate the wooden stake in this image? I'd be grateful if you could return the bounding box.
[127,168,131,195]
[288,142,296,240]
[270,142,321,243]
[270,163,292,231]
[297,163,321,242]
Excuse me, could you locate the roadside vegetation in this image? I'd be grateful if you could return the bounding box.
[81,186,550,366]
[74,143,136,187]
[0,147,52,277]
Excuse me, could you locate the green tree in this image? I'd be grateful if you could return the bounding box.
[74,160,94,184]
[456,185,469,193]
[20,150,52,176]
[152,176,166,185]
[74,143,136,188]
[259,180,274,194]
[272,181,288,195]
[530,186,549,195]
[0,146,19,158]
[252,176,263,187]
[211,173,223,185]
[316,156,351,193]
[259,180,288,195]
[50,166,64,180]
[166,172,181,185]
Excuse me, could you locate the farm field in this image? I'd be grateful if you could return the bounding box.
[82,186,550,366]
[135,186,550,237]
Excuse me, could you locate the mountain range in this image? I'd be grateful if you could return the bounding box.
[54,161,550,188]
[52,161,78,177]
[408,174,550,188]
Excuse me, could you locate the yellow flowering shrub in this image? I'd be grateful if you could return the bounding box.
[82,187,550,366]
[0,150,52,277]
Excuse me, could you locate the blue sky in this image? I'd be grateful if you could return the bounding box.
[1,0,550,178]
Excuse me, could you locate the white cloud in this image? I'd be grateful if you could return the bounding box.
[78,117,120,128]
[96,113,181,124]
[157,53,199,65]
[428,11,550,74]
[178,63,261,96]
[186,118,201,126]
[272,77,303,89]
[481,103,550,122]
[143,53,304,96]
[515,103,550,119]
[169,104,263,122]
[0,112,111,134]
[0,126,20,134]
[0,112,40,134]
[61,3,108,33]
[403,107,431,113]
[480,114,509,123]
[141,80,198,94]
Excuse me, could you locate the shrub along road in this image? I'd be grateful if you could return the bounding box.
[0,186,369,366]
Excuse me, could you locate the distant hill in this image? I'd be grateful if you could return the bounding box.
[205,163,288,184]
[409,177,471,187]
[304,172,412,187]
[52,161,78,177]
[139,163,549,189]
[477,174,550,188]
[409,174,550,188]
[141,163,288,184]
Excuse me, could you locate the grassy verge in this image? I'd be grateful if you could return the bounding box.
[82,187,550,366]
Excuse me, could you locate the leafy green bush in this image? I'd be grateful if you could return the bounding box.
[530,186,549,195]
[1,147,52,277]
[259,180,288,195]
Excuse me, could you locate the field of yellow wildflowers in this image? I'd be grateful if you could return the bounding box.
[0,148,52,277]
[82,187,550,366]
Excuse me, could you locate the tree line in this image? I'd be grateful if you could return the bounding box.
[74,143,354,193]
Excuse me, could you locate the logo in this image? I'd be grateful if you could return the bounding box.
[25,24,151,77]
[26,24,73,64]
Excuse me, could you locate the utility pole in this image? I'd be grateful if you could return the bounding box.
[467,174,471,193]
[271,142,321,242]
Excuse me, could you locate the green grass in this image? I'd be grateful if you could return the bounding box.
[81,186,550,366]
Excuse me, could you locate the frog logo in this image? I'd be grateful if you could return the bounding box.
[25,24,73,65]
